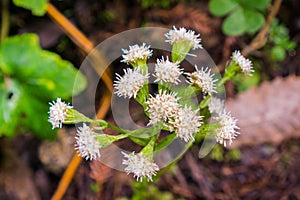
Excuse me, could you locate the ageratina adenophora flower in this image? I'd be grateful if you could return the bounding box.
[121,43,153,65]
[48,98,73,129]
[231,50,254,76]
[122,151,159,182]
[186,66,217,95]
[114,67,149,98]
[75,123,101,160]
[214,110,240,147]
[165,26,202,50]
[208,97,225,114]
[153,56,183,84]
[146,90,180,125]
[169,105,203,142]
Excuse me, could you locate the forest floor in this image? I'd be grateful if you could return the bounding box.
[1,0,300,199]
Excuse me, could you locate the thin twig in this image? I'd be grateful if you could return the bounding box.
[1,0,9,42]
[46,3,113,199]
[242,0,282,56]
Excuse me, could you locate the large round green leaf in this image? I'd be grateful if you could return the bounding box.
[209,0,238,17]
[222,7,247,36]
[244,9,265,33]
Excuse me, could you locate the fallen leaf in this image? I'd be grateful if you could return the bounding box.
[226,76,300,147]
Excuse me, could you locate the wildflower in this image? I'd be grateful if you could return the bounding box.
[146,90,180,125]
[208,97,225,114]
[153,56,183,84]
[48,98,73,129]
[231,50,254,75]
[169,105,203,142]
[121,43,152,65]
[114,67,149,98]
[214,110,240,147]
[186,66,217,95]
[75,123,101,160]
[122,151,159,182]
[165,26,202,50]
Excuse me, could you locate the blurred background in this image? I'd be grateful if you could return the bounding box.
[1,0,300,199]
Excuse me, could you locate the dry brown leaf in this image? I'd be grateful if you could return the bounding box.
[226,76,300,147]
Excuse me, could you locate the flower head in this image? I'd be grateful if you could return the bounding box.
[208,97,225,114]
[114,67,149,98]
[231,50,254,76]
[154,57,182,84]
[48,98,73,129]
[75,123,101,160]
[169,105,203,142]
[186,66,217,95]
[121,43,153,65]
[122,152,159,182]
[146,90,180,125]
[165,26,202,50]
[214,110,240,147]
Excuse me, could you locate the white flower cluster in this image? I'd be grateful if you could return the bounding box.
[48,98,73,129]
[154,57,182,84]
[232,50,254,76]
[208,97,224,114]
[165,26,202,50]
[121,43,153,65]
[214,111,239,147]
[169,105,203,142]
[122,152,159,182]
[186,66,217,95]
[114,67,149,98]
[146,90,180,125]
[75,123,101,160]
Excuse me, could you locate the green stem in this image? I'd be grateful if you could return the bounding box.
[1,0,9,42]
[106,123,129,134]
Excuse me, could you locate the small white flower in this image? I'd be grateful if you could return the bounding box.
[169,105,203,142]
[75,123,101,160]
[153,56,183,84]
[146,90,180,125]
[186,66,217,95]
[48,98,73,129]
[165,26,202,50]
[208,97,225,114]
[114,67,149,98]
[232,50,254,75]
[122,152,159,182]
[214,110,240,147]
[121,43,153,65]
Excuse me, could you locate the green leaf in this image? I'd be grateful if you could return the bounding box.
[0,34,86,138]
[12,0,48,16]
[0,34,86,100]
[239,0,271,11]
[244,9,265,33]
[209,0,238,17]
[0,79,22,137]
[271,46,286,61]
[222,8,247,36]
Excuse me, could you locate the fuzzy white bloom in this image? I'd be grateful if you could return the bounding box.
[214,110,240,147]
[169,105,203,142]
[146,90,180,125]
[75,123,101,160]
[186,66,217,95]
[48,98,73,129]
[165,26,202,50]
[153,57,183,84]
[114,67,149,98]
[122,152,159,182]
[121,43,153,64]
[232,50,254,76]
[208,97,225,114]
